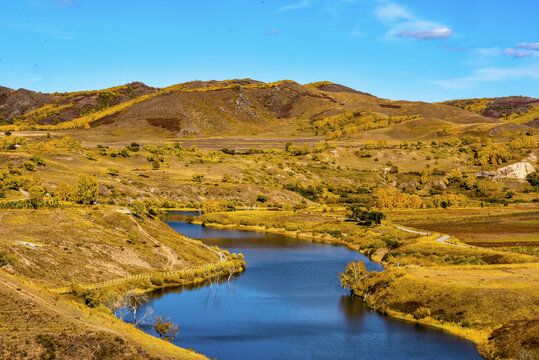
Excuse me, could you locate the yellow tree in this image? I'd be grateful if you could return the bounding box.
[71,174,98,204]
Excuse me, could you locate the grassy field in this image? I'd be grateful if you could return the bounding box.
[386,207,539,250]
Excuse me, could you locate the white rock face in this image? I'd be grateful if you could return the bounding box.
[495,161,536,179]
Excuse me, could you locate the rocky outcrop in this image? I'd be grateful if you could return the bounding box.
[478,161,536,179]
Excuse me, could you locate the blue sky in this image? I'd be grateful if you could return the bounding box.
[1,0,538,101]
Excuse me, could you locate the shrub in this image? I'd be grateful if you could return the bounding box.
[192,174,204,183]
[128,142,140,152]
[106,168,119,177]
[526,172,539,189]
[30,155,46,166]
[256,195,267,203]
[150,274,164,287]
[0,251,18,266]
[413,306,431,319]
[22,161,36,172]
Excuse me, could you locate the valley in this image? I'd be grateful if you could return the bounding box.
[0,79,537,359]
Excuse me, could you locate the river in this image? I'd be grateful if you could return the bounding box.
[134,218,481,360]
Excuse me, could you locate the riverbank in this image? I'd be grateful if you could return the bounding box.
[191,210,539,360]
[0,207,246,359]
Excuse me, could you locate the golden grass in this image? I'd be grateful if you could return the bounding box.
[0,271,208,359]
[0,208,219,287]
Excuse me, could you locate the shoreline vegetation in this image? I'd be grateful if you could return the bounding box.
[188,209,538,360]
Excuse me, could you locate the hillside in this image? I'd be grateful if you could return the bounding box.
[442,96,539,128]
[0,80,509,140]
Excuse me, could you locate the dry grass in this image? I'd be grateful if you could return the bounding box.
[0,272,207,360]
[0,208,218,287]
[387,207,539,247]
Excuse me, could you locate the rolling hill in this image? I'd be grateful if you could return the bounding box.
[1,79,533,140]
[442,96,539,128]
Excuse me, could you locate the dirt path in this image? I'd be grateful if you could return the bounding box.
[394,225,471,248]
[0,275,119,336]
[127,215,178,269]
[127,214,225,266]
[394,225,430,236]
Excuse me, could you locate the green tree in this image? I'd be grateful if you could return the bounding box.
[348,205,384,226]
[71,174,98,204]
[526,172,539,190]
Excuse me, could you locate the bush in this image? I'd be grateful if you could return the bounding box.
[192,174,204,183]
[128,142,140,152]
[30,155,46,166]
[526,172,539,189]
[256,195,267,203]
[106,168,119,177]
[0,251,18,266]
[150,275,164,287]
[413,306,431,319]
[22,161,36,172]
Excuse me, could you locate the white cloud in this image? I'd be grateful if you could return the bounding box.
[266,29,280,35]
[375,3,412,21]
[375,2,452,41]
[502,48,533,58]
[397,27,452,40]
[431,64,539,89]
[278,0,308,12]
[516,42,539,51]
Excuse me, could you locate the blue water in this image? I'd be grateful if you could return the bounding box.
[166,210,203,216]
[135,221,481,360]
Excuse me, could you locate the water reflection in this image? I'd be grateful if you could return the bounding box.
[129,221,481,360]
[338,295,366,321]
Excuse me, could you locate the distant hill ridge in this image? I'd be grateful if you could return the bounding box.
[1,79,532,137]
[442,96,539,128]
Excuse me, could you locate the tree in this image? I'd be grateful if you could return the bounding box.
[54,182,72,201]
[129,200,147,217]
[339,261,368,294]
[71,174,98,204]
[348,205,384,226]
[28,185,45,209]
[153,316,179,341]
[202,199,230,214]
[122,289,153,325]
[526,172,539,190]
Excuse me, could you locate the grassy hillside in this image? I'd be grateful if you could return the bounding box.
[0,208,219,287]
[1,80,507,142]
[442,96,539,127]
[0,271,208,360]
